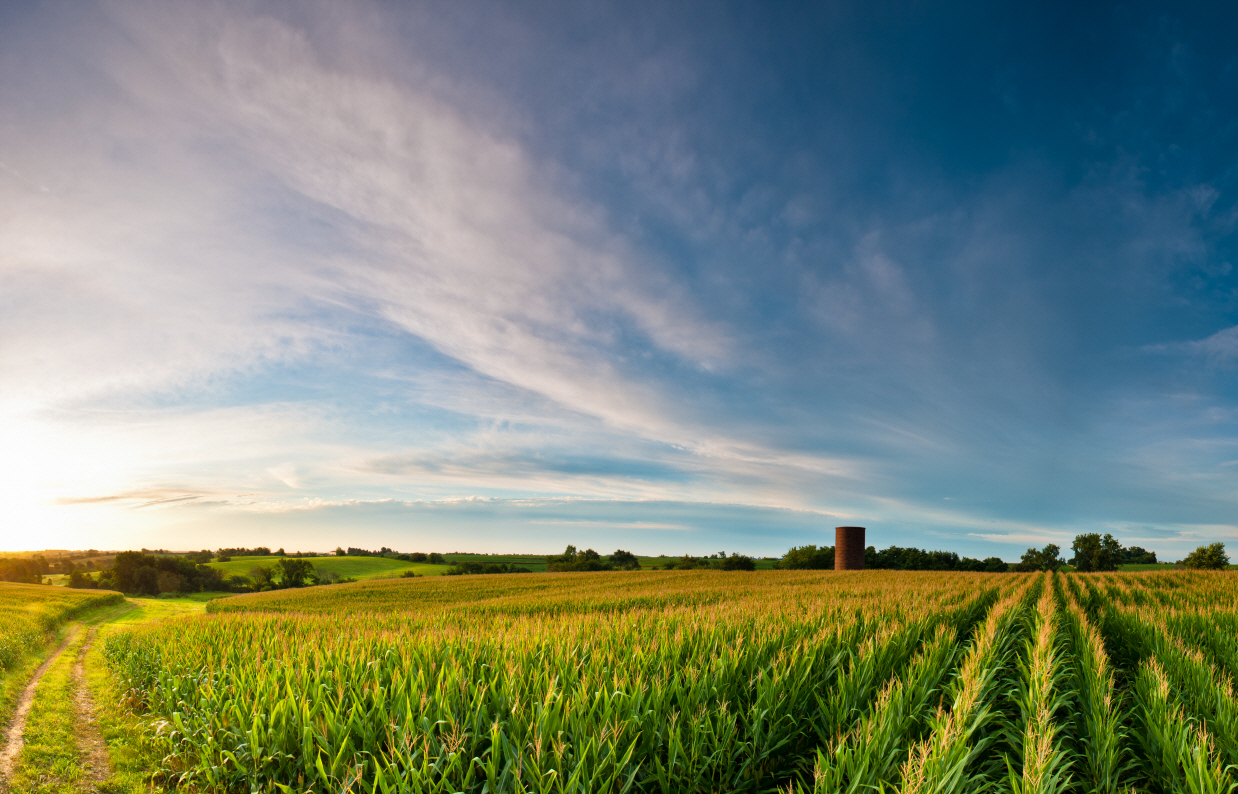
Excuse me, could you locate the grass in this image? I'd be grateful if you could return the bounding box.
[441,552,781,572]
[207,554,451,581]
[9,627,87,794]
[442,553,552,571]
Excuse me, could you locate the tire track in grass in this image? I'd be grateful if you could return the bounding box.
[0,627,78,790]
[72,626,111,789]
[71,600,135,791]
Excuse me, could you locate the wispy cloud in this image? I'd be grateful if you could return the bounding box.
[6,1,1238,557]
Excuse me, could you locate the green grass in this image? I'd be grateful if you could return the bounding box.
[440,553,781,572]
[10,628,86,794]
[0,636,53,734]
[207,554,451,581]
[442,553,550,571]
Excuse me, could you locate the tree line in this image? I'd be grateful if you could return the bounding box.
[1015,534,1226,571]
[774,545,1008,571]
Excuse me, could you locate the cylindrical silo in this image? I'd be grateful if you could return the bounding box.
[835,526,866,570]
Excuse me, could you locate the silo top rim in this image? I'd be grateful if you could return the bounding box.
[835,526,866,530]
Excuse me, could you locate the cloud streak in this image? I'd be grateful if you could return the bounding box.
[5,1,1238,559]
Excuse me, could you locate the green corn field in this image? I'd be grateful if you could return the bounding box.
[97,569,1238,793]
[0,583,122,679]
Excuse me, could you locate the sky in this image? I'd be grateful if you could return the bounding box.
[2,1,1237,560]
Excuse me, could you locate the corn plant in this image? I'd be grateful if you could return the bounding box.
[1061,576,1127,793]
[1002,577,1072,794]
[894,577,1034,794]
[1132,659,1234,794]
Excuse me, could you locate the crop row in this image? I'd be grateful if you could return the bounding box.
[103,569,1238,793]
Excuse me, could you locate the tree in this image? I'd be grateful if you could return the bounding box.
[547,545,612,572]
[721,553,756,571]
[1015,544,1064,572]
[1182,542,1229,570]
[1120,546,1158,565]
[334,547,346,557]
[610,549,640,570]
[250,565,275,589]
[1071,533,1120,572]
[776,545,834,570]
[276,557,317,587]
[428,553,445,565]
[67,570,98,589]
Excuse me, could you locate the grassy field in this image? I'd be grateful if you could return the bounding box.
[207,554,451,580]
[441,552,780,571]
[94,568,1238,793]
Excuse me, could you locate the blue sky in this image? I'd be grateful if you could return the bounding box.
[2,1,1237,559]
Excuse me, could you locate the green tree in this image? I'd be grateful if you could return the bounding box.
[276,557,317,587]
[250,565,275,589]
[1015,544,1064,572]
[1071,533,1121,572]
[610,549,640,570]
[721,553,756,571]
[1182,542,1229,570]
[776,545,834,570]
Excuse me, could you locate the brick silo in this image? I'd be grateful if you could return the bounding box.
[835,526,866,570]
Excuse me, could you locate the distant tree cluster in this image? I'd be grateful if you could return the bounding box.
[775,545,835,570]
[215,547,271,562]
[547,546,613,572]
[776,544,1003,572]
[1014,534,1165,573]
[333,547,445,564]
[1014,545,1066,572]
[1183,542,1229,570]
[652,551,756,571]
[1120,546,1159,565]
[539,545,743,572]
[866,546,1008,572]
[74,551,227,595]
[341,546,393,557]
[443,561,533,576]
[0,556,50,584]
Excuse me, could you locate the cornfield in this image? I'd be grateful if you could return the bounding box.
[101,569,1238,793]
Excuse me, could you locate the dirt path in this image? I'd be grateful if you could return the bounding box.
[72,625,112,791]
[0,625,79,785]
